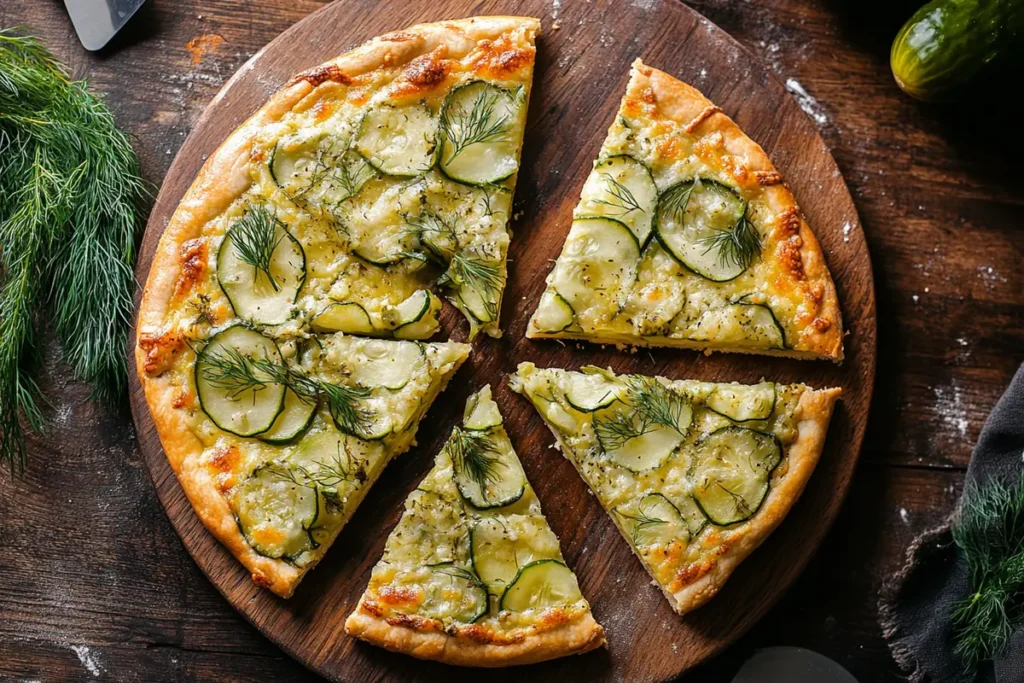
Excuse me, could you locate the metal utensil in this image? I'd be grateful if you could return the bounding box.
[732,647,860,683]
[63,0,146,51]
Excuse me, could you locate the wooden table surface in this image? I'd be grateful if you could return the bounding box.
[1,1,1020,681]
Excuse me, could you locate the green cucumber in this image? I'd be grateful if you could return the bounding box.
[499,560,583,612]
[217,219,305,326]
[576,155,658,244]
[348,339,426,391]
[392,289,441,339]
[269,133,374,213]
[707,382,777,422]
[592,378,692,471]
[439,81,523,185]
[891,0,1024,102]
[463,385,503,431]
[655,179,759,282]
[691,426,783,526]
[234,463,319,561]
[547,217,641,317]
[689,301,786,349]
[599,421,684,472]
[354,103,438,177]
[531,289,575,333]
[311,302,377,335]
[290,430,364,504]
[562,371,620,412]
[449,428,526,510]
[420,563,489,624]
[470,517,561,593]
[616,493,688,548]
[195,326,285,437]
[258,390,317,444]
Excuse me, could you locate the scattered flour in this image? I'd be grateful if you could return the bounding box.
[899,507,909,524]
[977,265,1007,290]
[784,78,829,126]
[912,295,919,304]
[841,222,852,243]
[629,0,658,10]
[933,380,969,442]
[70,645,103,678]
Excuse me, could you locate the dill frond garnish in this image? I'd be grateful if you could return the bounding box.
[1,30,145,474]
[447,427,506,495]
[228,206,283,292]
[699,213,762,274]
[441,249,504,321]
[658,181,695,223]
[594,172,644,216]
[593,376,690,449]
[440,87,510,165]
[951,473,1024,671]
[266,439,361,495]
[616,505,668,546]
[405,209,458,264]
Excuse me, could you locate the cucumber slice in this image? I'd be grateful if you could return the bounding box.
[439,81,523,185]
[354,103,438,177]
[707,382,777,422]
[562,371,620,412]
[348,340,426,391]
[463,385,503,431]
[420,563,489,624]
[690,302,786,349]
[289,430,364,504]
[311,302,377,335]
[470,517,560,593]
[674,494,709,538]
[258,390,317,444]
[449,428,526,510]
[655,179,758,282]
[692,426,783,526]
[217,218,305,326]
[234,463,319,561]
[592,378,692,471]
[598,420,684,472]
[195,326,285,437]
[499,560,583,612]
[576,155,658,244]
[616,493,688,548]
[269,133,374,212]
[548,218,640,316]
[391,289,440,339]
[532,289,575,333]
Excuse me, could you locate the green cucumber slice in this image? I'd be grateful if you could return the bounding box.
[420,563,489,624]
[532,289,575,333]
[439,81,523,185]
[195,326,286,437]
[616,493,688,548]
[470,517,561,593]
[691,426,783,526]
[391,289,440,339]
[269,133,374,212]
[562,371,620,412]
[592,378,692,471]
[707,382,777,422]
[448,428,526,510]
[576,155,658,244]
[674,494,709,538]
[655,179,759,282]
[348,339,426,391]
[598,421,684,472]
[354,103,438,177]
[463,385,503,431]
[234,463,319,561]
[289,430,364,503]
[690,302,786,349]
[499,560,583,612]
[217,216,305,326]
[547,217,640,317]
[311,302,377,335]
[258,390,317,444]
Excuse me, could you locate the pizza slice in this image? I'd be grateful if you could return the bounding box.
[510,362,840,614]
[527,60,844,360]
[346,386,606,666]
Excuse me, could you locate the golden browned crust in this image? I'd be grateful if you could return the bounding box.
[134,17,534,598]
[344,606,606,667]
[668,386,842,613]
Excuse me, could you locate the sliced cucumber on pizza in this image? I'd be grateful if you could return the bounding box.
[528,59,844,361]
[510,362,840,615]
[346,385,605,666]
[191,329,469,597]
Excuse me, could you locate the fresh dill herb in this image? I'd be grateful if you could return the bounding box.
[447,427,506,496]
[699,213,762,273]
[440,87,510,165]
[594,172,644,216]
[405,209,457,264]
[658,181,695,223]
[951,473,1024,671]
[266,439,361,494]
[593,376,690,450]
[1,30,145,473]
[228,206,283,292]
[429,561,486,589]
[616,504,669,546]
[441,249,504,321]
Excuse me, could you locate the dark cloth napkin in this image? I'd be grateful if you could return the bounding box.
[879,364,1024,683]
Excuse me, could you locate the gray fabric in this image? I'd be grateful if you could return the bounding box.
[879,364,1024,683]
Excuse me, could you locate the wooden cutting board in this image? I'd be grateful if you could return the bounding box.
[128,0,876,680]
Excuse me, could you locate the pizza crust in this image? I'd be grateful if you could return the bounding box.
[345,608,606,667]
[135,17,535,597]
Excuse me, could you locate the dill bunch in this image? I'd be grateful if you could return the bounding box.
[951,472,1024,670]
[0,29,144,473]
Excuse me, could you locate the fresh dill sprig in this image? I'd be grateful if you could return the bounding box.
[441,249,504,321]
[659,181,695,223]
[1,30,145,473]
[440,88,510,165]
[228,206,283,292]
[199,346,374,438]
[594,172,644,216]
[951,473,1024,671]
[266,439,360,494]
[447,427,506,496]
[616,504,669,546]
[699,213,762,273]
[593,376,690,450]
[405,209,457,264]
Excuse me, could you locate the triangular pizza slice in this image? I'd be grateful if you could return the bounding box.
[527,60,844,360]
[346,386,606,666]
[510,362,840,614]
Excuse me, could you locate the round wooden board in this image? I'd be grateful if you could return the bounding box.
[128,0,876,680]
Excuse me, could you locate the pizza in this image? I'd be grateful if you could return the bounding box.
[134,16,545,597]
[527,60,844,361]
[346,386,606,665]
[510,363,840,614]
